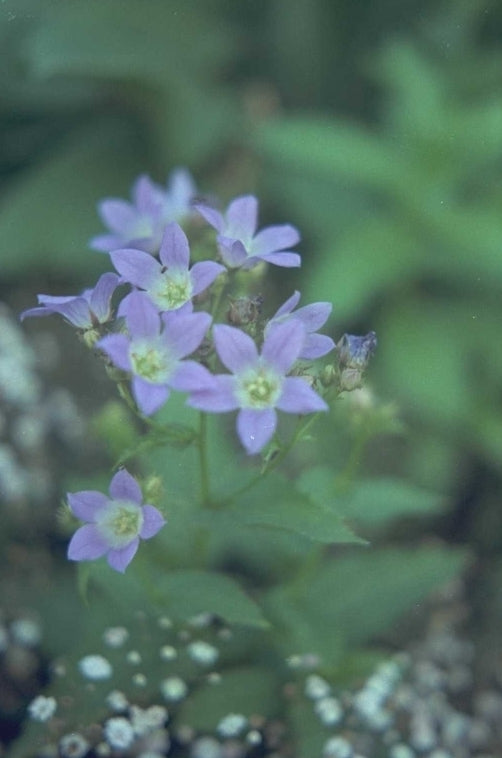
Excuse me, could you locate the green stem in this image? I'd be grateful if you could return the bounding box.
[198,411,211,505]
[221,412,321,506]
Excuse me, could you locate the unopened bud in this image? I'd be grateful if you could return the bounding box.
[338,331,377,371]
[142,475,164,507]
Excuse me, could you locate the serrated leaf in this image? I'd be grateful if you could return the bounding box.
[235,473,365,545]
[298,467,445,527]
[154,570,270,629]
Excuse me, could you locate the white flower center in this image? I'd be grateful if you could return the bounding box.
[236,364,282,409]
[129,339,172,383]
[96,500,143,548]
[150,269,192,310]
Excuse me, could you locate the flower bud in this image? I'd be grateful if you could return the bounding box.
[227,295,263,326]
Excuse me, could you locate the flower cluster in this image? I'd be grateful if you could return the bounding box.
[21,168,366,570]
[22,168,336,453]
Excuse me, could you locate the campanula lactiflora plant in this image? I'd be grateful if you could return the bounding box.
[17,169,465,758]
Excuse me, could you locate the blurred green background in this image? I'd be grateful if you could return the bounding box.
[2,0,502,634]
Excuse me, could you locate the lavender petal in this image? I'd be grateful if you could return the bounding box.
[272,291,301,320]
[276,377,328,413]
[300,334,335,360]
[162,311,211,359]
[158,223,190,269]
[170,361,215,393]
[194,203,224,232]
[89,273,120,322]
[187,375,239,412]
[294,302,332,332]
[140,505,166,539]
[109,469,143,504]
[111,248,160,290]
[252,224,300,256]
[132,377,169,416]
[225,195,258,240]
[124,291,160,340]
[213,324,258,373]
[67,491,109,521]
[107,539,140,573]
[261,320,305,374]
[257,251,301,268]
[68,524,109,561]
[97,334,132,372]
[217,238,248,267]
[89,233,122,253]
[237,408,277,454]
[98,199,137,234]
[190,261,225,296]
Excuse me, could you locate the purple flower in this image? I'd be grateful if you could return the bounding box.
[110,223,225,313]
[195,195,301,269]
[97,291,213,416]
[67,468,165,573]
[90,169,197,254]
[266,291,335,360]
[20,273,120,328]
[188,321,328,454]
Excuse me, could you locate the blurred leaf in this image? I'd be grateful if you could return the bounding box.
[177,666,280,730]
[298,467,445,527]
[234,473,365,545]
[0,118,141,278]
[256,116,406,193]
[154,570,270,629]
[266,545,467,665]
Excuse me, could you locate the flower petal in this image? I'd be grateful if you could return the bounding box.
[98,199,137,234]
[272,291,301,320]
[213,324,258,373]
[89,273,120,322]
[225,195,258,241]
[67,491,109,521]
[252,224,300,256]
[111,248,160,290]
[237,408,277,454]
[190,261,225,296]
[194,202,224,232]
[300,334,335,360]
[132,376,170,415]
[187,375,239,412]
[162,311,211,359]
[140,505,166,539]
[261,320,305,374]
[276,377,328,413]
[107,539,139,573]
[89,233,122,253]
[256,251,301,268]
[109,469,143,504]
[125,291,161,339]
[158,223,190,269]
[294,302,332,332]
[68,524,109,561]
[170,361,215,393]
[97,334,132,372]
[217,238,248,267]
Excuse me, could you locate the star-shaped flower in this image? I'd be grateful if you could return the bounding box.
[188,321,328,454]
[110,223,225,312]
[97,291,213,416]
[195,195,301,269]
[90,169,197,254]
[20,273,120,329]
[67,468,165,573]
[266,291,335,360]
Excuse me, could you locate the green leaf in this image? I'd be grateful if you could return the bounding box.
[256,116,406,193]
[234,473,365,545]
[298,467,445,528]
[177,666,280,731]
[266,545,467,665]
[0,119,141,278]
[154,570,270,629]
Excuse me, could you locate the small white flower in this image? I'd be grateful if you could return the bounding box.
[323,735,353,758]
[217,713,247,738]
[389,745,415,758]
[187,640,219,666]
[132,673,147,687]
[59,732,90,758]
[314,696,343,726]
[28,695,57,722]
[104,716,135,750]
[305,673,331,700]
[246,729,262,745]
[130,704,168,736]
[157,615,173,630]
[103,626,129,648]
[106,690,129,712]
[10,618,42,647]
[160,676,188,701]
[188,612,213,628]
[126,649,142,664]
[78,654,112,680]
[159,644,178,661]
